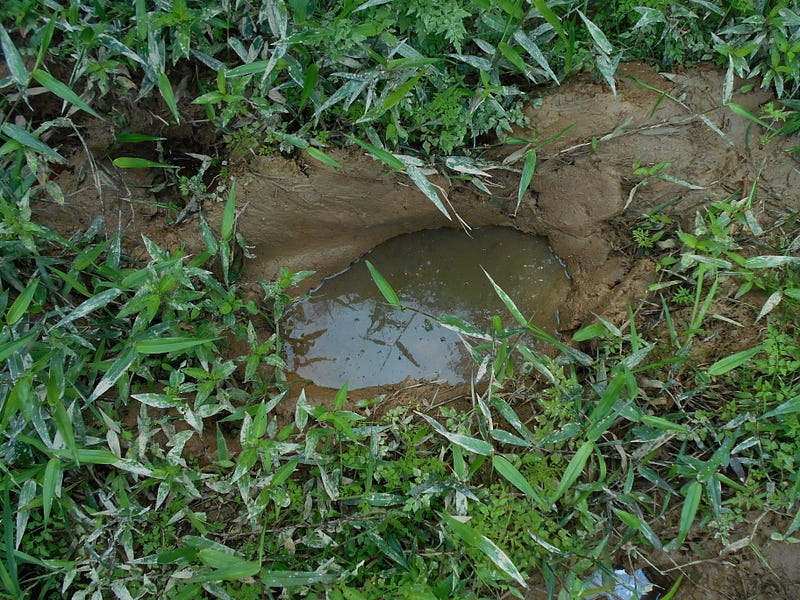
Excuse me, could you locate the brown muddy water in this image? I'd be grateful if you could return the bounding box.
[284,227,570,389]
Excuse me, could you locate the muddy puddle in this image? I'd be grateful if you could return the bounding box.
[284,227,570,389]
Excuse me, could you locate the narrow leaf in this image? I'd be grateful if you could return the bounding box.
[670,481,702,549]
[32,69,103,120]
[0,24,29,86]
[533,0,565,39]
[112,157,177,169]
[498,42,530,79]
[88,346,137,403]
[53,288,121,329]
[157,72,180,124]
[115,133,166,143]
[404,164,451,220]
[707,345,763,376]
[515,149,536,216]
[763,396,800,419]
[578,10,613,55]
[226,60,270,77]
[6,278,38,325]
[42,458,61,523]
[221,180,236,241]
[382,72,424,111]
[440,513,527,587]
[261,570,339,587]
[347,135,405,170]
[745,255,800,269]
[365,260,401,307]
[727,101,775,130]
[552,441,593,502]
[306,146,343,169]
[134,336,218,354]
[483,268,526,326]
[492,455,548,507]
[299,62,319,110]
[1,122,64,162]
[418,413,494,456]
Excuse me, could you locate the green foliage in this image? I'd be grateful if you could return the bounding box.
[4,1,800,598]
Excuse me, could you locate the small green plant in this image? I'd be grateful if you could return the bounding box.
[671,285,693,305]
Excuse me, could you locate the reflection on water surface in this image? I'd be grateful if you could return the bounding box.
[285,227,570,389]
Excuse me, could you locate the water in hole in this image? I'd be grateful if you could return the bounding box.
[285,227,570,389]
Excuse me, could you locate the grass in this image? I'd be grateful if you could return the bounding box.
[2,1,800,598]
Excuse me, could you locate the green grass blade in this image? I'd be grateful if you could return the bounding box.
[586,370,627,441]
[53,400,77,462]
[42,457,61,524]
[87,346,137,403]
[6,277,38,325]
[482,267,526,327]
[0,331,37,363]
[1,122,64,162]
[115,133,167,143]
[1,489,20,596]
[495,0,524,19]
[498,42,530,79]
[306,146,343,169]
[221,180,237,241]
[365,260,401,307]
[50,448,119,465]
[612,507,662,549]
[199,213,219,255]
[112,157,177,169]
[32,69,104,120]
[347,135,405,171]
[0,24,29,86]
[492,454,549,508]
[578,10,613,55]
[552,441,593,503]
[515,149,536,216]
[745,255,800,268]
[261,570,339,587]
[418,413,494,456]
[157,72,180,124]
[640,415,688,433]
[726,101,775,131]
[404,164,451,220]
[382,72,424,111]
[134,336,219,354]
[299,62,319,110]
[440,513,527,588]
[707,345,763,376]
[33,16,55,71]
[668,481,702,550]
[226,60,270,77]
[763,397,800,419]
[533,0,565,40]
[53,287,121,330]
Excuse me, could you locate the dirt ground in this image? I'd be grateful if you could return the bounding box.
[37,61,800,599]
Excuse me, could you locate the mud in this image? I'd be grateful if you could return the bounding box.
[34,61,800,598]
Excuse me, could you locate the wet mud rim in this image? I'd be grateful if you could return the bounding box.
[41,62,800,599]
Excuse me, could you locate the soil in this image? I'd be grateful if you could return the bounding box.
[34,61,800,598]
